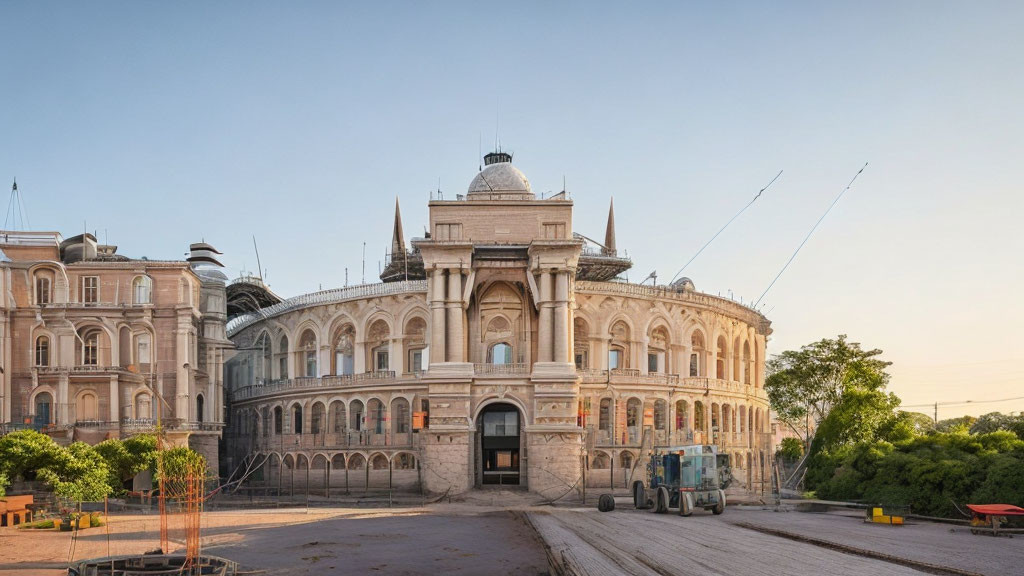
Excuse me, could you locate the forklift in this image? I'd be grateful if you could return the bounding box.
[598,444,729,516]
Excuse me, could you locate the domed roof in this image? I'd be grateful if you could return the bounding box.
[467,152,532,196]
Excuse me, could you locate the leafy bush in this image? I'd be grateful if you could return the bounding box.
[809,432,1024,517]
[95,434,158,494]
[777,437,804,461]
[0,471,7,498]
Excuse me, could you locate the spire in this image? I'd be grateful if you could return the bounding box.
[603,197,616,255]
[391,197,406,256]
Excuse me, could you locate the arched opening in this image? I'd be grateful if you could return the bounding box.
[132,276,152,305]
[608,320,631,370]
[261,407,270,437]
[477,402,522,486]
[35,336,50,367]
[311,402,325,435]
[598,397,611,437]
[653,399,667,432]
[76,391,99,422]
[488,342,512,365]
[694,401,705,433]
[573,317,590,369]
[135,393,152,420]
[277,336,289,379]
[403,317,427,374]
[391,398,410,439]
[255,332,271,383]
[675,399,689,433]
[298,329,317,377]
[350,400,364,432]
[626,398,641,443]
[292,403,303,434]
[367,319,391,372]
[274,406,283,434]
[34,392,53,428]
[196,394,205,423]
[332,324,355,376]
[743,341,752,385]
[716,335,728,379]
[647,325,669,374]
[367,398,385,435]
[690,330,705,377]
[330,400,347,435]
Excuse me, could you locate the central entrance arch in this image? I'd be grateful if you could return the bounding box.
[476,402,522,486]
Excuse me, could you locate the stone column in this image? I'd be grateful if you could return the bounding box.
[537,271,553,362]
[553,271,569,364]
[354,341,366,373]
[109,375,120,422]
[176,323,190,420]
[446,269,463,362]
[392,337,404,375]
[58,373,70,424]
[430,269,446,363]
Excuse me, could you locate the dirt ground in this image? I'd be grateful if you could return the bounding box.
[0,504,550,575]
[3,498,1023,576]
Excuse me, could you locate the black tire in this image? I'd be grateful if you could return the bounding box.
[598,494,615,512]
[655,487,669,514]
[712,490,726,515]
[678,492,693,517]
[633,481,650,509]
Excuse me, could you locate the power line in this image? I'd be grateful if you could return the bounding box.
[668,170,783,285]
[753,162,867,308]
[900,395,1024,409]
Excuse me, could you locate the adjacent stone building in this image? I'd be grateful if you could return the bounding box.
[224,151,773,498]
[0,231,231,471]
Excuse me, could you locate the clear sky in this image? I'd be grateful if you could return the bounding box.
[2,2,1022,419]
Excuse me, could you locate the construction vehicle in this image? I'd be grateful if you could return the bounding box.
[597,444,728,515]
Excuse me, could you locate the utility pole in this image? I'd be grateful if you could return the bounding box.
[934,402,938,424]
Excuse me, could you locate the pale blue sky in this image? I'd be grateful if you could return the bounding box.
[2,2,1022,417]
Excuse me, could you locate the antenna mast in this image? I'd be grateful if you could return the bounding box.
[253,235,264,281]
[5,178,31,231]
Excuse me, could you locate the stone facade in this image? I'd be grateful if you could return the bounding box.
[223,152,773,498]
[0,231,231,474]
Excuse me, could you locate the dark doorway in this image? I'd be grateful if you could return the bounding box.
[479,403,520,485]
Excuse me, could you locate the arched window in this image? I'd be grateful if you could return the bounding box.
[77,391,98,422]
[648,325,669,374]
[694,401,705,432]
[609,320,631,370]
[35,336,50,367]
[136,333,152,365]
[34,392,53,428]
[488,342,512,365]
[367,399,385,434]
[35,275,52,305]
[292,404,303,434]
[392,398,410,434]
[133,276,153,304]
[626,398,641,443]
[716,336,728,379]
[350,400,364,431]
[277,336,289,379]
[654,400,667,431]
[331,401,346,434]
[574,317,590,369]
[403,317,426,374]
[81,330,100,366]
[599,398,611,432]
[675,400,689,431]
[196,394,205,423]
[367,320,390,372]
[311,402,325,435]
[332,324,355,375]
[273,406,283,434]
[257,333,271,382]
[690,330,705,377]
[743,341,752,385]
[136,393,152,420]
[298,329,317,377]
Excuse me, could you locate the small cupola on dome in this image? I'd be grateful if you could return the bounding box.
[483,151,513,166]
[467,150,533,199]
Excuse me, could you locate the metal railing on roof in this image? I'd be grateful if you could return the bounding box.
[227,281,427,336]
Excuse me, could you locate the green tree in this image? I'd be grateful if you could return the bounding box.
[94,434,158,494]
[0,429,64,481]
[935,415,976,434]
[766,335,892,446]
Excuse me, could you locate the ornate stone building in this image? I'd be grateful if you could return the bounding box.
[224,151,772,498]
[0,231,231,470]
